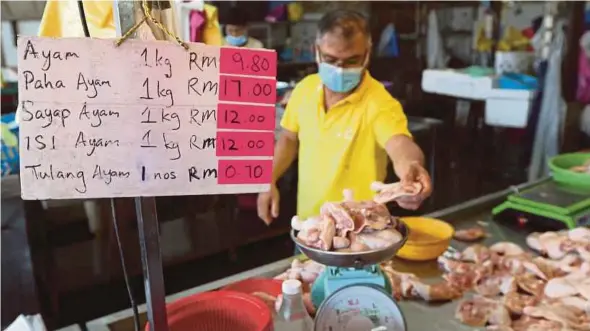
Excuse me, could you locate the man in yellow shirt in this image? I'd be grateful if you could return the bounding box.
[258,10,432,224]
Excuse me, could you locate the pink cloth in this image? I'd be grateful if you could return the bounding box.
[189,10,206,43]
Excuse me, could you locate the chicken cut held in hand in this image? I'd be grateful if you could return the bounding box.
[370,181,423,205]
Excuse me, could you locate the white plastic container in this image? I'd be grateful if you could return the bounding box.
[421,69,494,100]
[484,88,535,128]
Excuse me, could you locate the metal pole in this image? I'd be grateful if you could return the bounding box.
[113,1,169,330]
[135,197,168,331]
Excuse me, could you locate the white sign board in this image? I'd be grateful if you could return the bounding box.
[17,36,277,200]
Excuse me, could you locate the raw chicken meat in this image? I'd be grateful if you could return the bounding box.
[510,316,564,331]
[274,259,325,287]
[490,242,525,256]
[502,291,539,315]
[437,256,478,274]
[319,202,356,236]
[291,215,320,232]
[288,219,590,329]
[410,279,463,302]
[455,296,511,327]
[526,233,544,253]
[454,226,488,242]
[320,200,393,235]
[568,227,590,242]
[332,236,350,249]
[383,263,462,302]
[475,274,508,297]
[381,263,420,300]
[293,186,405,253]
[461,244,493,264]
[296,215,336,250]
[545,271,590,300]
[545,275,582,298]
[515,274,546,297]
[523,303,590,331]
[536,232,577,260]
[352,228,402,250]
[340,200,394,233]
[370,181,423,204]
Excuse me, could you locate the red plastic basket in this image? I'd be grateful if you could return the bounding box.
[145,291,272,331]
[222,278,283,296]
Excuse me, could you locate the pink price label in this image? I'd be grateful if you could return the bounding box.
[220,48,277,77]
[217,103,275,131]
[218,159,273,184]
[216,131,274,157]
[219,75,276,104]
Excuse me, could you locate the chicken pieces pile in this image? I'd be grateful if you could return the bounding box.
[446,228,590,331]
[292,182,422,252]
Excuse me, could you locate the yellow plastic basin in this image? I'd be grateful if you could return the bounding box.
[396,217,455,261]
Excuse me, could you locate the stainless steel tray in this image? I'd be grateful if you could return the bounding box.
[291,222,409,268]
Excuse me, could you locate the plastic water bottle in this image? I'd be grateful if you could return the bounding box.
[274,279,314,331]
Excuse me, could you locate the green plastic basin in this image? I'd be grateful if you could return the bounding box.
[548,153,590,189]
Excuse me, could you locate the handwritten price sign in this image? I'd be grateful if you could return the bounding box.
[219,75,276,104]
[217,103,275,131]
[17,36,277,200]
[220,48,277,77]
[216,131,274,157]
[218,159,273,184]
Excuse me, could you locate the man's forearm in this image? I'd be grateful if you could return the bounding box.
[385,135,425,177]
[272,133,299,183]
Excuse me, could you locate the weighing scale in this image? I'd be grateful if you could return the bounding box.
[492,180,590,229]
[291,221,409,331]
[314,284,407,331]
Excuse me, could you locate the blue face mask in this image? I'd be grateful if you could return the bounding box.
[225,35,248,47]
[318,62,364,93]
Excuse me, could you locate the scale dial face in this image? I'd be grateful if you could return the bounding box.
[314,284,406,331]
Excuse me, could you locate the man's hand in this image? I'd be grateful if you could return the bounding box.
[257,184,280,225]
[397,162,432,210]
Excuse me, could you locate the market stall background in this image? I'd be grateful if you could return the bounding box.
[1,0,589,330]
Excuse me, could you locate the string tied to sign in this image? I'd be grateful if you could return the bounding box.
[115,0,188,50]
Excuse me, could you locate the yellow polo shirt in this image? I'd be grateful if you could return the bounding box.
[280,73,411,219]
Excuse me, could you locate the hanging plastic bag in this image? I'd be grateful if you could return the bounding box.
[377,23,399,58]
[426,10,447,68]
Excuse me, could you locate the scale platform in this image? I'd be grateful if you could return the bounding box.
[493,180,590,229]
